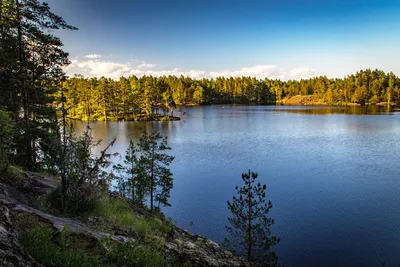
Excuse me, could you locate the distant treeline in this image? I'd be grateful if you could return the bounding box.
[62,75,275,121]
[62,69,399,121]
[275,69,400,105]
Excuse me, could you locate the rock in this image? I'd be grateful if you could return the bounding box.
[0,203,41,267]
[12,204,134,243]
[0,205,10,224]
[112,227,137,239]
[183,241,196,250]
[0,171,254,267]
[164,233,253,267]
[205,239,220,250]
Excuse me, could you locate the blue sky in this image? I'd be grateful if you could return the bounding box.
[45,0,400,80]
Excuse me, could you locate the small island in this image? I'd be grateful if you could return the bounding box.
[68,113,181,122]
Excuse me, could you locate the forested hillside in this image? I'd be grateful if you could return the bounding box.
[62,69,400,121]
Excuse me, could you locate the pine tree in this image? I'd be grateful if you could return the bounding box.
[134,129,174,211]
[0,0,77,170]
[226,170,280,265]
[60,125,116,214]
[113,140,147,205]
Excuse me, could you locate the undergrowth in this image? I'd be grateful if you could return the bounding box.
[21,226,189,267]
[93,197,173,237]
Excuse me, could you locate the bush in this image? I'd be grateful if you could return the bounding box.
[47,186,101,217]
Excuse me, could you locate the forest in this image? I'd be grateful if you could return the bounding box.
[62,69,400,121]
[0,1,279,266]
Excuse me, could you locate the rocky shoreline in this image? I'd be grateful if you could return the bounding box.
[0,169,253,267]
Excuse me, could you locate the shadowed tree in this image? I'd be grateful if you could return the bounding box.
[0,0,77,170]
[226,170,280,266]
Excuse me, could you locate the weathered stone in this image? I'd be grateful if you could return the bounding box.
[0,171,254,267]
[0,204,41,267]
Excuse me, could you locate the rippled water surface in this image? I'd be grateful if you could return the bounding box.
[73,105,400,267]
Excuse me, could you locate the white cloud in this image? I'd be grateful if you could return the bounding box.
[210,65,286,80]
[64,58,319,81]
[287,67,318,80]
[84,54,102,59]
[138,63,156,69]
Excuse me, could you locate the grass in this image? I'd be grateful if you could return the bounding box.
[6,164,26,175]
[93,197,173,237]
[45,189,172,237]
[21,227,102,267]
[21,226,188,267]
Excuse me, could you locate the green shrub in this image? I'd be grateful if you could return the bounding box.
[21,226,189,267]
[47,186,100,217]
[20,227,102,267]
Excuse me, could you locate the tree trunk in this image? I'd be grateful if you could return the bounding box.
[103,99,107,121]
[150,141,155,211]
[16,0,33,170]
[61,88,67,209]
[247,174,252,261]
[131,159,135,203]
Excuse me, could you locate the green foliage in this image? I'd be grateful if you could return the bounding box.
[21,226,184,267]
[93,196,172,236]
[93,197,136,227]
[0,0,77,171]
[135,129,174,210]
[113,140,142,203]
[6,164,25,176]
[61,75,276,121]
[226,170,280,266]
[113,129,174,211]
[102,238,173,267]
[21,227,102,267]
[61,69,400,123]
[56,125,116,215]
[0,108,14,172]
[47,186,99,216]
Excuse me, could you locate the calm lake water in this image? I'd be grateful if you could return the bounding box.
[73,105,400,267]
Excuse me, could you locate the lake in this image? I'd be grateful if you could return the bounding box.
[73,105,400,267]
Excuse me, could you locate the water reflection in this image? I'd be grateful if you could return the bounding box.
[272,105,395,115]
[71,105,400,267]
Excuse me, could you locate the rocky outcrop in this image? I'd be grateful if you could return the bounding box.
[165,229,252,267]
[0,205,41,267]
[0,170,252,267]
